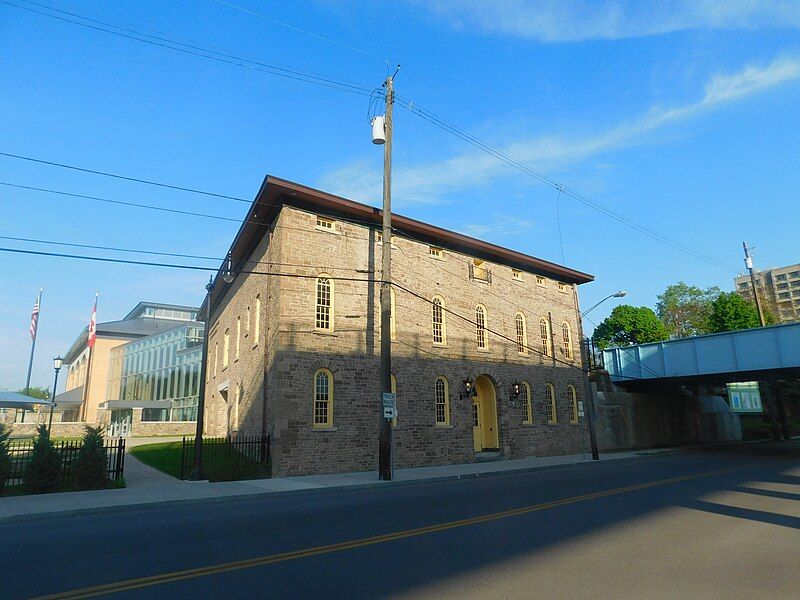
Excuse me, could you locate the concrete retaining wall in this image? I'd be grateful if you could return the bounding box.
[595,390,742,452]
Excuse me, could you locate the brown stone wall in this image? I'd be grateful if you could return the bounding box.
[207,205,590,476]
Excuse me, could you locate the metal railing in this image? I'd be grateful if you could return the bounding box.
[5,438,126,488]
[179,434,270,480]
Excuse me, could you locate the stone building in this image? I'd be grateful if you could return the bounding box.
[203,176,595,477]
[735,263,800,324]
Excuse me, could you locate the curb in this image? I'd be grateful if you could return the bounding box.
[3,440,786,524]
[0,453,651,524]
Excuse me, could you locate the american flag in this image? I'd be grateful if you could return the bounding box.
[29,297,40,340]
[87,295,98,349]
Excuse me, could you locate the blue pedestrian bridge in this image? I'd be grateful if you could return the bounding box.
[603,322,800,387]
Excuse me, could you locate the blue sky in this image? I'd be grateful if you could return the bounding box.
[1,0,799,391]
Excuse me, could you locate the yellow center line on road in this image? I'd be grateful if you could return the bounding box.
[36,461,783,599]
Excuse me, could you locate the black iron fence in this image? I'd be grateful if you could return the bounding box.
[584,336,605,371]
[179,434,270,481]
[5,438,126,487]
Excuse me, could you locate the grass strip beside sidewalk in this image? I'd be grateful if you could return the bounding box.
[130,441,269,482]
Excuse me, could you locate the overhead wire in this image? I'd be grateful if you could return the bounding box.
[2,0,375,97]
[208,0,388,65]
[394,97,738,274]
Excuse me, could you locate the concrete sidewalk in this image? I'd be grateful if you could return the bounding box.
[0,448,678,523]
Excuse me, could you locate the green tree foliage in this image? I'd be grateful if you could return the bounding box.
[656,282,721,338]
[707,292,766,333]
[23,425,61,494]
[0,424,11,491]
[17,386,50,400]
[592,305,670,349]
[72,425,109,490]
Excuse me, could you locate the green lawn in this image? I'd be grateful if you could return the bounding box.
[130,441,269,482]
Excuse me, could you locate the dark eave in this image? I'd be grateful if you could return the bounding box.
[205,175,595,314]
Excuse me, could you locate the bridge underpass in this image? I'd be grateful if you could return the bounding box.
[597,322,800,448]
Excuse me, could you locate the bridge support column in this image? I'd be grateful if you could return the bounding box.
[774,382,791,441]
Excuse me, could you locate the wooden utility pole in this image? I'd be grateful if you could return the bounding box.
[743,242,766,326]
[378,73,395,480]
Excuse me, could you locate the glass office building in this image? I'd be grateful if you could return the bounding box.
[106,323,204,422]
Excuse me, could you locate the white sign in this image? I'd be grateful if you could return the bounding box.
[382,392,397,420]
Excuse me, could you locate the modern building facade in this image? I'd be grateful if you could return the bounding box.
[735,263,800,323]
[18,302,204,436]
[203,176,595,477]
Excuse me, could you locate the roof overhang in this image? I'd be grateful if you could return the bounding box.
[0,391,54,410]
[204,176,595,314]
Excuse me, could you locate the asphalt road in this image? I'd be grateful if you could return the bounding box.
[3,442,799,599]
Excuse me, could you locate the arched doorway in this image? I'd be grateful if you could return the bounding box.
[472,375,499,452]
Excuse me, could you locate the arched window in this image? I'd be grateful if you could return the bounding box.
[515,313,527,354]
[568,385,579,423]
[432,296,446,345]
[313,369,333,428]
[562,322,573,359]
[245,306,251,334]
[546,383,557,423]
[522,381,532,424]
[213,342,218,377]
[540,318,551,357]
[223,329,230,367]
[315,275,333,330]
[434,377,450,425]
[476,305,487,349]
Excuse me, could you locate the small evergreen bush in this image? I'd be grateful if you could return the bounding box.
[0,424,11,491]
[72,425,109,490]
[23,425,61,494]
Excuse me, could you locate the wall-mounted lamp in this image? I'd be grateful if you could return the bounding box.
[460,379,477,401]
[508,381,521,407]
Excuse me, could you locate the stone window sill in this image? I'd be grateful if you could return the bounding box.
[522,421,535,427]
[547,421,559,426]
[435,424,453,429]
[312,426,337,432]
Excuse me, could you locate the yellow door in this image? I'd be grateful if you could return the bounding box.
[472,400,482,451]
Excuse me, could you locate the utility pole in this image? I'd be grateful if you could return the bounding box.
[378,70,397,481]
[742,242,766,326]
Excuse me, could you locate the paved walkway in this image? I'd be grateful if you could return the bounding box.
[0,448,674,522]
[122,436,185,489]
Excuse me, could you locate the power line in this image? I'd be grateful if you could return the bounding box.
[0,233,362,271]
[395,98,738,274]
[209,0,388,65]
[0,242,651,380]
[0,151,249,202]
[2,0,375,97]
[0,246,376,283]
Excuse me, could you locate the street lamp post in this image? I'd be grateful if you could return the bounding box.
[578,290,626,461]
[47,356,63,435]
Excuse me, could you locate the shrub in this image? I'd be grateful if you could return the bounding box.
[72,425,109,490]
[23,425,61,494]
[0,424,11,491]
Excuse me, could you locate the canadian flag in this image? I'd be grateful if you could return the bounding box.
[87,294,98,349]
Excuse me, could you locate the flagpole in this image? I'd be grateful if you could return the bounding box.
[20,286,43,422]
[80,292,98,422]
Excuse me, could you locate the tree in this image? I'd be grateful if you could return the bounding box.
[656,282,720,338]
[16,386,50,400]
[23,424,61,494]
[707,292,765,333]
[592,305,670,349]
[0,424,11,492]
[72,425,109,490]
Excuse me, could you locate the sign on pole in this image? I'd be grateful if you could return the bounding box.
[382,392,397,420]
